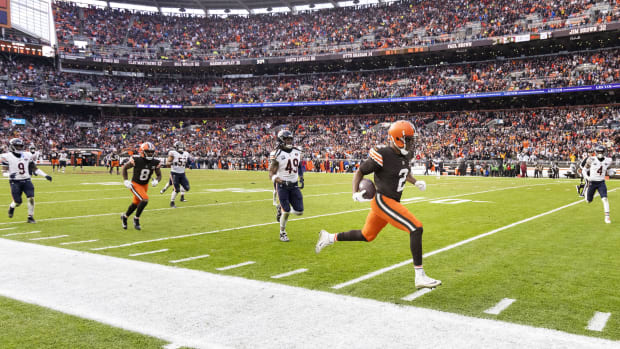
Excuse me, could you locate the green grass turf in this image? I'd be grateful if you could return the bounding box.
[0,167,618,344]
[0,296,167,348]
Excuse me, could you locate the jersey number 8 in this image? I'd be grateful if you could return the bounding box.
[139,168,150,181]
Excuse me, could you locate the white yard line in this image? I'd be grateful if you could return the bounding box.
[29,235,68,241]
[129,249,169,257]
[271,268,308,279]
[90,183,554,251]
[0,238,617,349]
[484,298,517,315]
[60,239,99,245]
[0,227,16,231]
[169,255,210,264]
[586,312,611,332]
[331,197,589,290]
[215,261,255,271]
[401,288,434,301]
[3,230,40,237]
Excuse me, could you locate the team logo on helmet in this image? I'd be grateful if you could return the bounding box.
[595,145,606,161]
[277,130,294,150]
[388,121,416,156]
[8,138,24,154]
[174,141,185,152]
[140,142,156,160]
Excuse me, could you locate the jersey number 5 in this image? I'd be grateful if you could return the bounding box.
[139,168,151,181]
[285,159,299,174]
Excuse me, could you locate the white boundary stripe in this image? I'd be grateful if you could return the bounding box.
[3,230,41,237]
[401,288,434,301]
[1,238,618,349]
[0,227,16,231]
[271,268,308,279]
[129,249,169,257]
[216,261,255,271]
[586,312,611,332]
[484,298,517,315]
[169,255,210,264]
[331,198,588,290]
[90,183,555,251]
[29,235,68,241]
[60,239,99,245]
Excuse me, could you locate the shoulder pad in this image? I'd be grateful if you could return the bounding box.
[369,147,383,167]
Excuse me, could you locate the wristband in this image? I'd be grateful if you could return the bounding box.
[271,175,279,183]
[35,169,47,177]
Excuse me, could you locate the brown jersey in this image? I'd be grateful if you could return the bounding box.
[359,145,412,202]
[131,156,161,184]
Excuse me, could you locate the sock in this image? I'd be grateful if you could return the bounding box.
[414,265,425,278]
[335,230,367,241]
[163,181,171,190]
[125,203,138,217]
[27,198,34,217]
[171,191,178,202]
[602,197,609,214]
[280,211,290,231]
[409,227,423,266]
[135,200,148,218]
[9,202,16,209]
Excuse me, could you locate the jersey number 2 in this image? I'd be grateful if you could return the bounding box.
[397,169,408,192]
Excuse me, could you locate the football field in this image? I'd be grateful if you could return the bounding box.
[0,167,618,347]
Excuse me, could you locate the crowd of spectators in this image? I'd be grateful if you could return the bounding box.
[1,106,617,170]
[53,0,620,61]
[2,48,618,105]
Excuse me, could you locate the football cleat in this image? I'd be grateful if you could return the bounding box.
[276,204,282,222]
[27,216,36,224]
[170,201,177,208]
[133,217,141,230]
[8,206,14,218]
[605,216,611,224]
[315,229,334,254]
[121,214,128,229]
[180,195,186,202]
[279,231,290,242]
[415,274,442,289]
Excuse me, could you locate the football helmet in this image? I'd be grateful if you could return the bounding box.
[8,138,24,154]
[595,145,606,161]
[139,142,156,160]
[388,120,416,156]
[174,141,185,152]
[277,130,294,150]
[29,144,36,153]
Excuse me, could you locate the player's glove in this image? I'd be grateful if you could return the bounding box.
[352,190,371,202]
[299,177,304,189]
[415,180,426,191]
[45,175,52,182]
[123,180,133,189]
[152,179,159,187]
[2,172,8,177]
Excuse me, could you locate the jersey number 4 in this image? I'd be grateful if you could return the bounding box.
[285,159,299,174]
[596,166,603,176]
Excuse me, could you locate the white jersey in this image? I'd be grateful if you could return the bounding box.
[270,147,302,182]
[59,152,68,161]
[31,151,41,162]
[169,150,191,173]
[586,156,613,182]
[1,152,34,180]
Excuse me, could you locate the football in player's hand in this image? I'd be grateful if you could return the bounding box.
[359,178,376,200]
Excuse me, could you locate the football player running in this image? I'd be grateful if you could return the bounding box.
[109,151,121,175]
[1,138,52,223]
[269,130,304,242]
[120,142,162,230]
[316,120,441,289]
[161,141,192,208]
[582,145,614,224]
[29,144,40,162]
